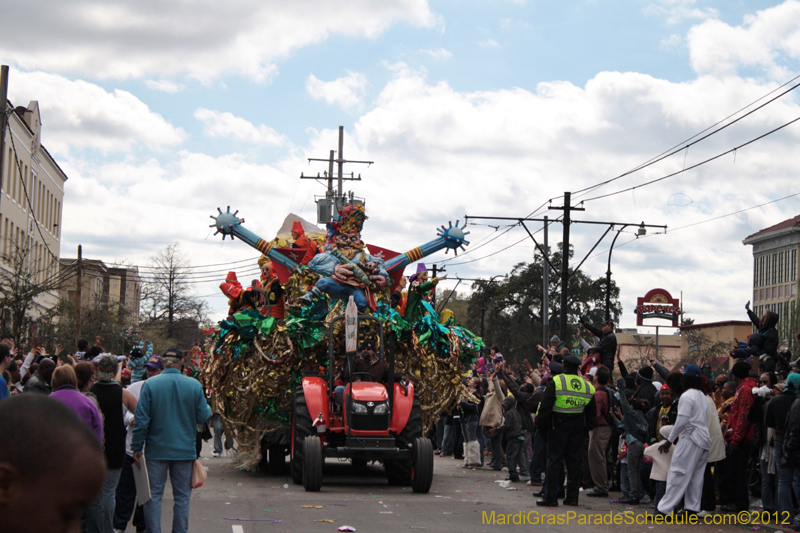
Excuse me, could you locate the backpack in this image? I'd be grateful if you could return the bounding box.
[598,387,619,425]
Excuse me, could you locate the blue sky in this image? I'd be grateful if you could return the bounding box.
[2,0,799,330]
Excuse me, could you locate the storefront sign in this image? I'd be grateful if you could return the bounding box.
[635,288,681,327]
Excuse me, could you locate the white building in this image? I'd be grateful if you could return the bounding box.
[743,214,799,347]
[1,99,67,322]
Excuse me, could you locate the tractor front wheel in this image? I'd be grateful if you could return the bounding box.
[411,437,434,493]
[302,436,323,492]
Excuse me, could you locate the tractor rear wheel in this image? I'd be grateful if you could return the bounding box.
[411,437,434,493]
[302,435,323,492]
[385,397,422,486]
[291,388,312,485]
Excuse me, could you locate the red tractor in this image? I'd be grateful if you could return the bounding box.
[290,314,434,493]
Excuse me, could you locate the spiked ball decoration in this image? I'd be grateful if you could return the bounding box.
[210,206,244,240]
[437,220,470,255]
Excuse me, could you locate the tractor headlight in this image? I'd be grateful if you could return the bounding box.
[352,402,368,414]
[373,402,389,415]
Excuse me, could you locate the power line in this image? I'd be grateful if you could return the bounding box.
[572,71,800,200]
[585,191,800,263]
[582,114,800,203]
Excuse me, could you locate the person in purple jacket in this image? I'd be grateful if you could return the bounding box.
[50,365,103,443]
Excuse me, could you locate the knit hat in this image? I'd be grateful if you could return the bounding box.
[660,425,673,440]
[96,355,118,382]
[784,373,800,395]
[683,364,702,378]
[550,335,561,344]
[731,361,752,379]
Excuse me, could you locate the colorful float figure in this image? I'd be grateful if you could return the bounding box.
[404,263,444,323]
[290,221,318,265]
[252,256,285,318]
[299,204,388,312]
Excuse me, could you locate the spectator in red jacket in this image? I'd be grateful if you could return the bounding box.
[722,360,756,513]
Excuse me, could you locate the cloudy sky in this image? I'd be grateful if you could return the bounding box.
[3,0,799,328]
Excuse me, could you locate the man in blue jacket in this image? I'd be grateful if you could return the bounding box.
[132,347,212,533]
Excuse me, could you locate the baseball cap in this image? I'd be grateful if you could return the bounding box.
[145,355,164,370]
[96,355,118,382]
[163,346,183,359]
[683,364,702,378]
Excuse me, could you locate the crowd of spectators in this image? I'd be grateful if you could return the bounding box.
[432,309,800,528]
[0,337,212,533]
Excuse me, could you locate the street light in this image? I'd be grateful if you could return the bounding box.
[605,223,646,323]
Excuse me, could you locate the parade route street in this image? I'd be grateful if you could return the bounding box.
[150,444,766,533]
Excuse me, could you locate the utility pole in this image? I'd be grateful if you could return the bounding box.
[431,264,445,306]
[466,209,665,343]
[551,192,584,343]
[301,126,373,224]
[0,65,8,210]
[542,216,549,347]
[76,244,82,336]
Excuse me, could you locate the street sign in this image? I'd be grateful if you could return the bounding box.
[345,296,358,353]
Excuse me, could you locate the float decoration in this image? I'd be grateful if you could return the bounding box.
[204,208,481,470]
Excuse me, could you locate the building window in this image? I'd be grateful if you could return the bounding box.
[773,253,778,286]
[754,257,758,287]
[779,252,784,284]
[793,249,797,282]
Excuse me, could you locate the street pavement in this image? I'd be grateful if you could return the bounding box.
[136,443,778,533]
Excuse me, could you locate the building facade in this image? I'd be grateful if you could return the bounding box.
[1,99,67,320]
[743,214,800,348]
[59,258,142,319]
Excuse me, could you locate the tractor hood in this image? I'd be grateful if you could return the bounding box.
[349,382,389,402]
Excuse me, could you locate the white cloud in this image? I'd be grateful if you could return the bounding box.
[660,34,683,50]
[194,109,286,145]
[420,48,453,60]
[646,0,719,25]
[345,66,800,326]
[144,80,186,94]
[478,38,501,48]
[0,0,437,82]
[687,0,800,78]
[306,72,369,110]
[7,70,185,154]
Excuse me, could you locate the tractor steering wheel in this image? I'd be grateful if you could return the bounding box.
[351,372,377,382]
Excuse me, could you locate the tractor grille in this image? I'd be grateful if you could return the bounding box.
[350,413,390,431]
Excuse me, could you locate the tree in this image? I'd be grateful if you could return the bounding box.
[0,239,61,348]
[48,296,138,355]
[140,244,208,346]
[463,243,621,363]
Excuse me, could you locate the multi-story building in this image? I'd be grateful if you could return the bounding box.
[743,214,800,346]
[59,258,142,319]
[1,98,67,318]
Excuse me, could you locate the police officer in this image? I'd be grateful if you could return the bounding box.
[535,354,596,507]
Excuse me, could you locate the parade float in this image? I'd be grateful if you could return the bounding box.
[204,204,484,471]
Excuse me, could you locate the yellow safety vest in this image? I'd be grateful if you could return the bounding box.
[553,374,596,415]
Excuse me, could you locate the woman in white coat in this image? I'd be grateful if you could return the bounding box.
[656,365,711,516]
